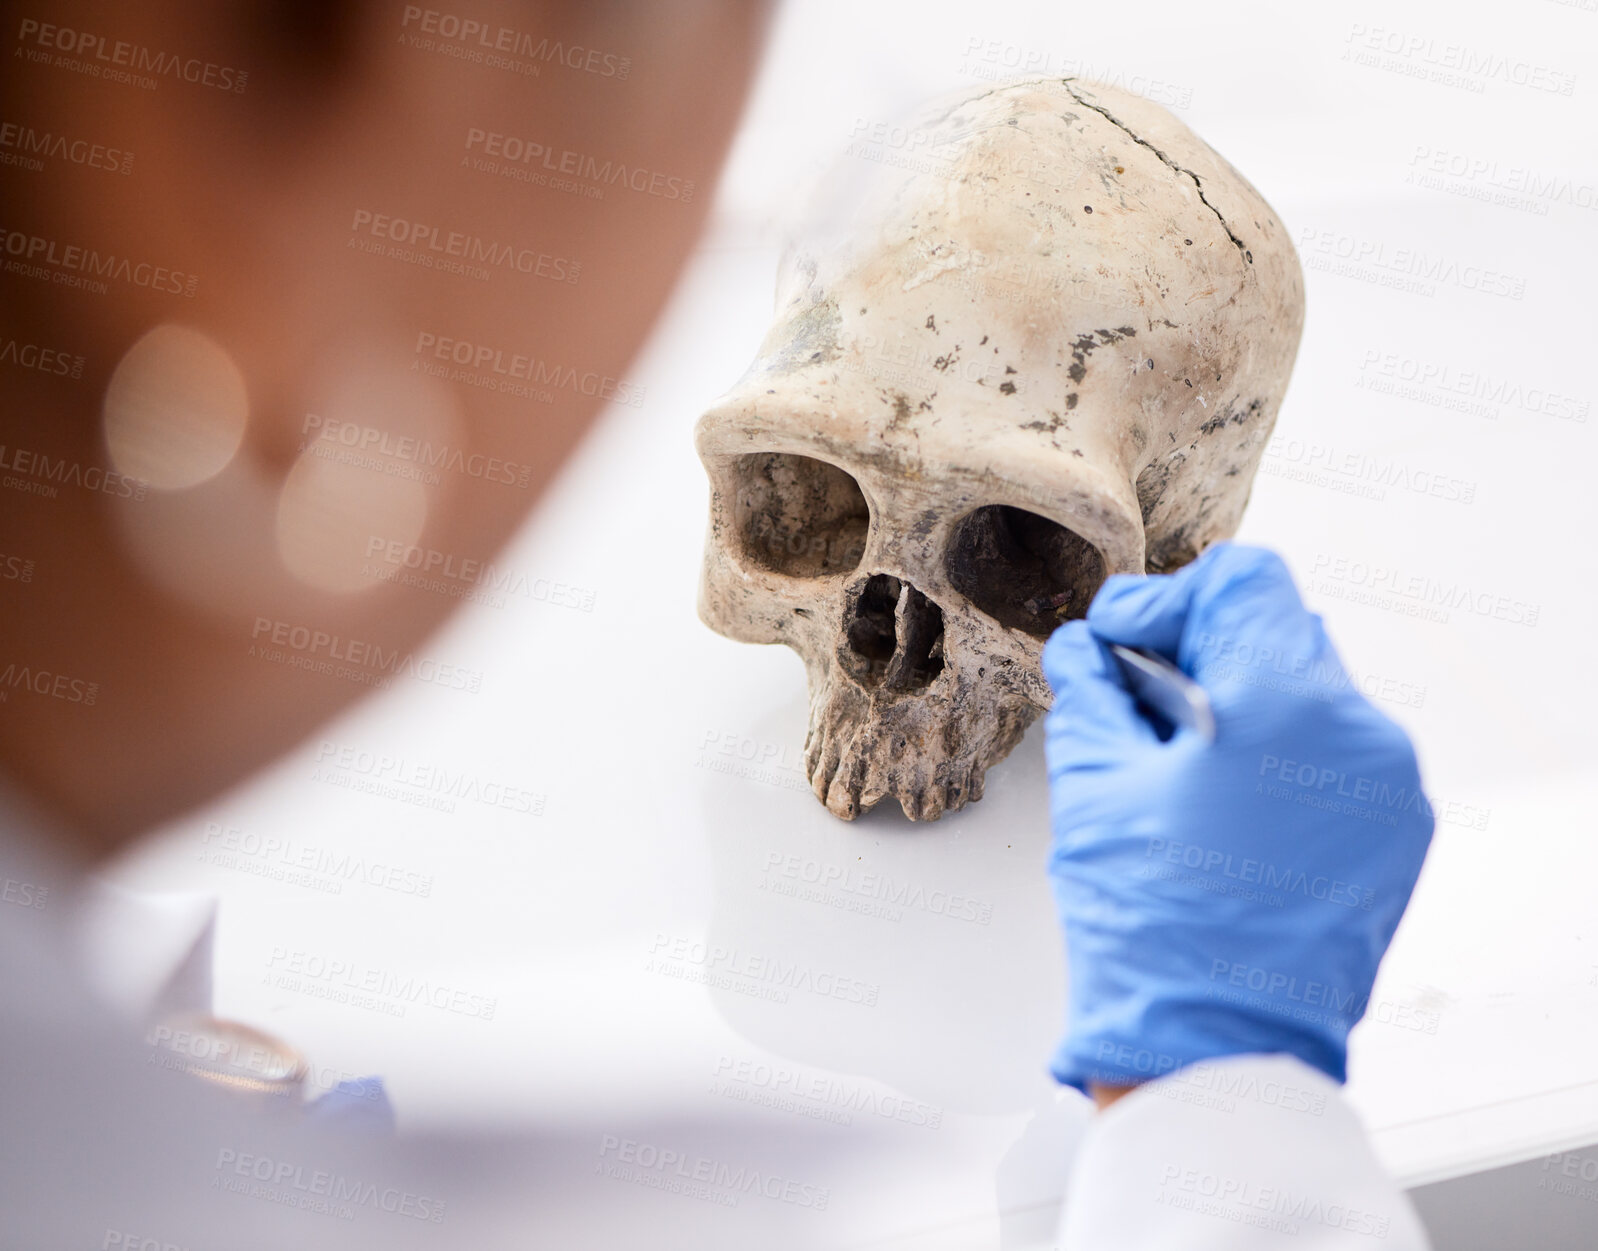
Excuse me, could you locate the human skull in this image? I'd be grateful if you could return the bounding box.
[695,77,1304,821]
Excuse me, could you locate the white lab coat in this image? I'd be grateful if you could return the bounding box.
[1057,1054,1433,1249]
[0,790,1430,1249]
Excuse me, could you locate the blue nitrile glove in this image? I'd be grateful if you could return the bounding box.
[305,1076,395,1133]
[1042,543,1433,1093]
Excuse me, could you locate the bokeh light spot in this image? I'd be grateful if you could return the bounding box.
[104,324,248,489]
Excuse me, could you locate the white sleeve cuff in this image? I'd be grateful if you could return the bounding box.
[1057,1054,1432,1251]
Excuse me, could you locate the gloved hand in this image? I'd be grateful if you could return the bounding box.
[1042,543,1433,1093]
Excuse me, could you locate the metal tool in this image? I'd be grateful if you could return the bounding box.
[1109,644,1217,742]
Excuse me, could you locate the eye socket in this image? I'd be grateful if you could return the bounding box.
[945,505,1106,637]
[732,452,868,577]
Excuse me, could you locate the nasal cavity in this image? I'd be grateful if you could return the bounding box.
[843,574,945,693]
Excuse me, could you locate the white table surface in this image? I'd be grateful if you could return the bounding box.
[103,0,1598,1243]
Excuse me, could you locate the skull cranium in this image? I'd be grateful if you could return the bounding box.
[695,78,1304,821]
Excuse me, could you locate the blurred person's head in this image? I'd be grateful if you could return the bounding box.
[0,0,768,858]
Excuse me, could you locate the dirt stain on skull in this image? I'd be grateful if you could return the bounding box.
[1067,325,1136,383]
[768,293,842,374]
[1020,410,1068,435]
[1198,396,1264,437]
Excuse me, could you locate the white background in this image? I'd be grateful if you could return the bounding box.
[105,1,1598,1244]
